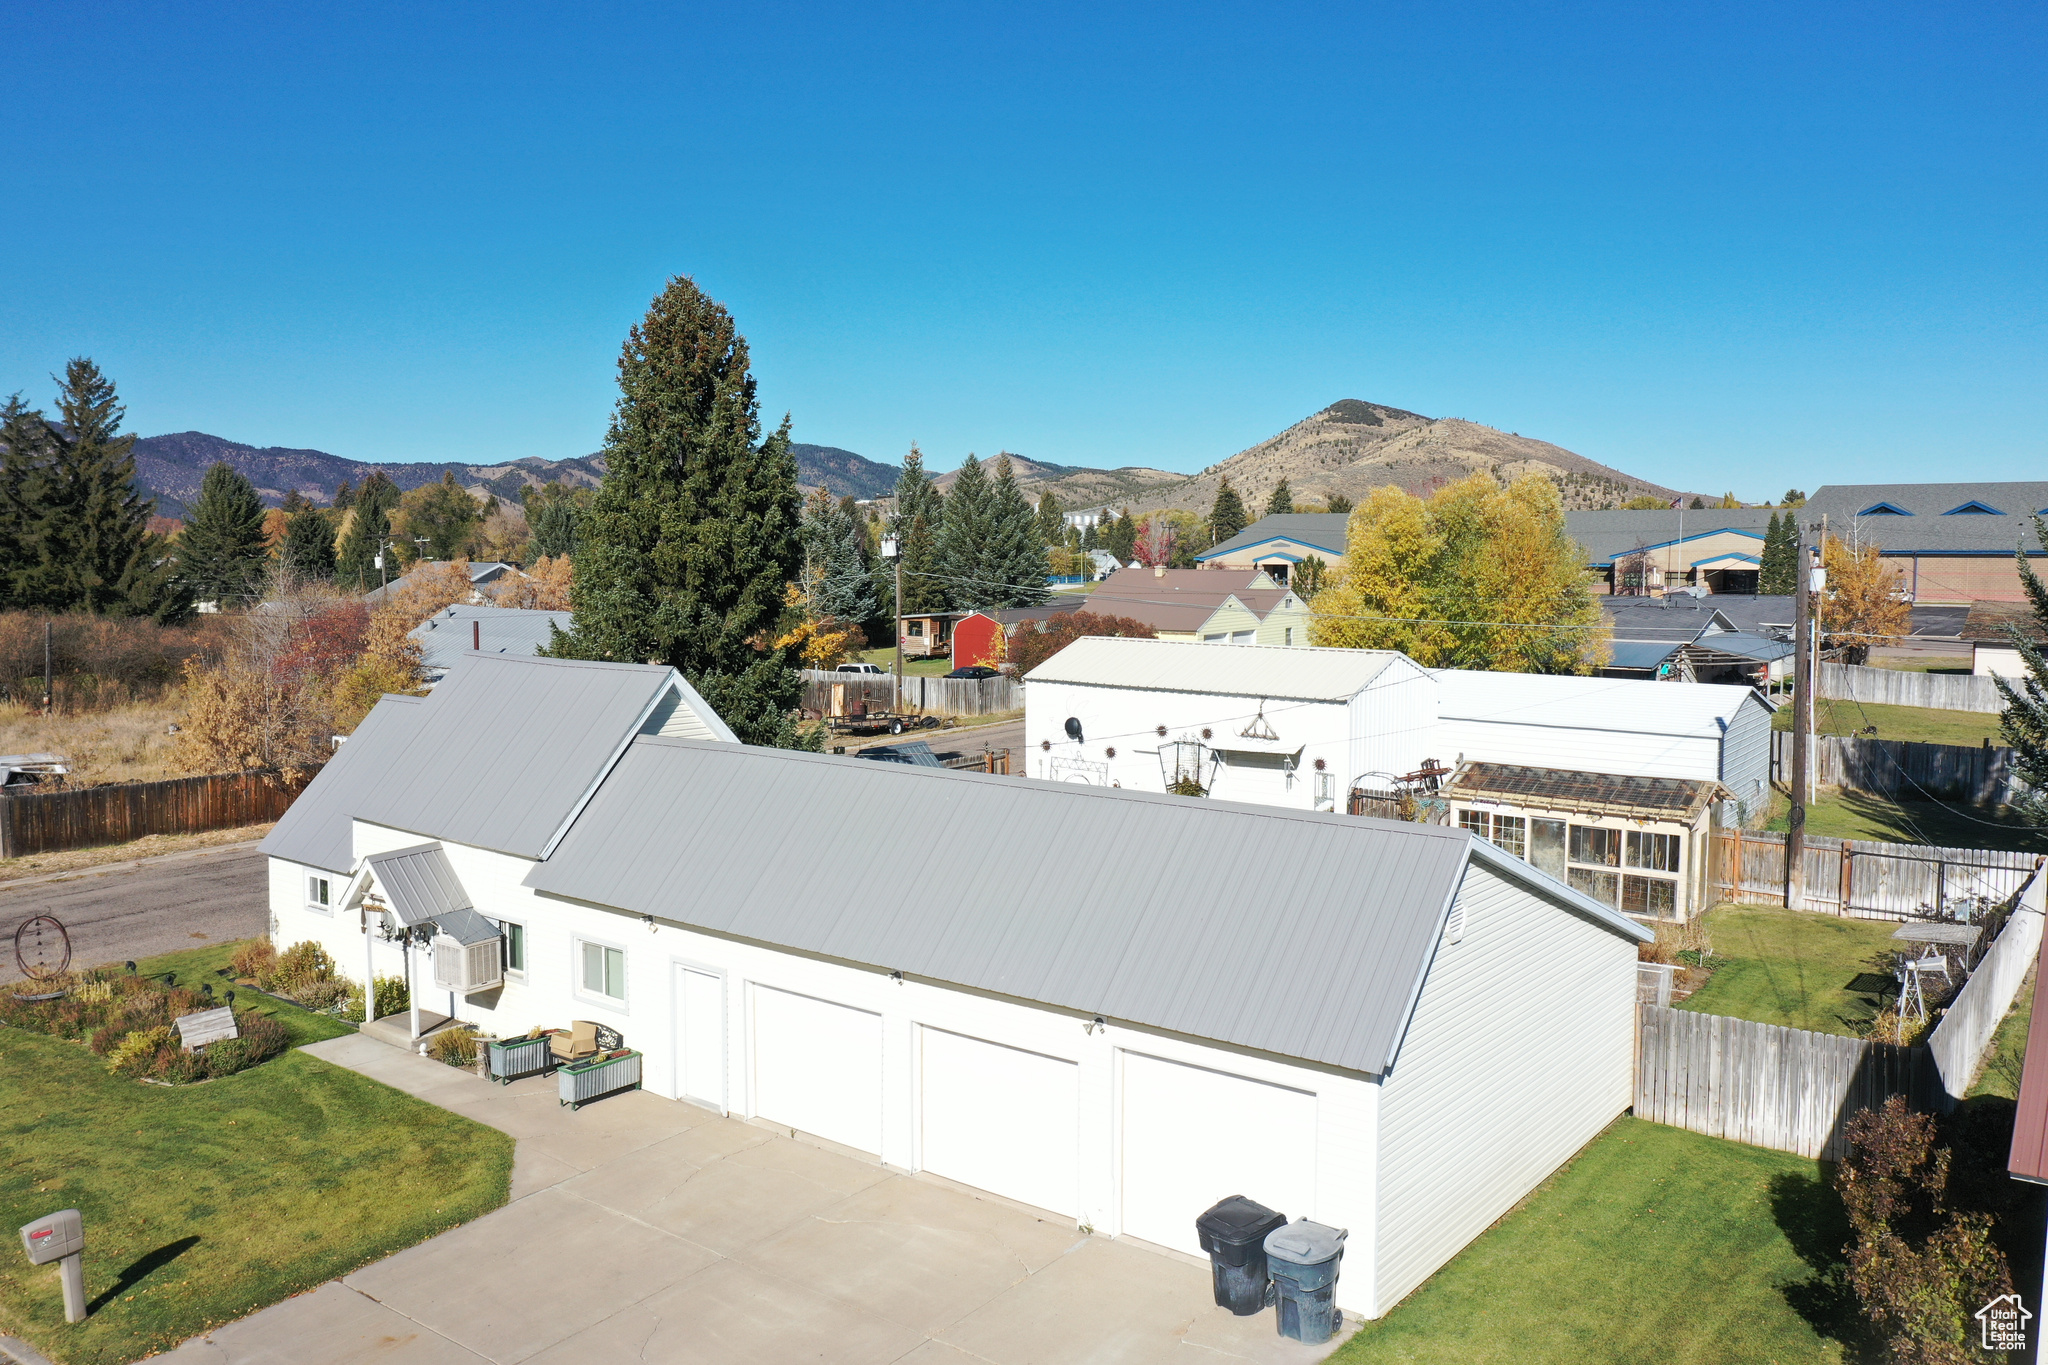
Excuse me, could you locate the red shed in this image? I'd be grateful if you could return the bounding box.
[951,612,1004,669]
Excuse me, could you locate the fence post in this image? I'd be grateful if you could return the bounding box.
[1840,841,1853,918]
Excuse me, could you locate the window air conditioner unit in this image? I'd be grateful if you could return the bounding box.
[433,933,504,993]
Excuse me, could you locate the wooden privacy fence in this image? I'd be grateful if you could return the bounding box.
[799,670,1024,719]
[1769,729,2018,804]
[0,771,303,859]
[1635,1005,1938,1160]
[1819,661,2004,715]
[1712,828,2042,921]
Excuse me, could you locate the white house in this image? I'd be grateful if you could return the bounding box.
[1022,638,1439,808]
[261,653,1647,1322]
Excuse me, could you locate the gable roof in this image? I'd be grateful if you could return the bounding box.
[1025,635,1407,700]
[410,605,574,676]
[1200,514,1350,561]
[1081,568,1295,633]
[525,737,1644,1076]
[260,654,721,870]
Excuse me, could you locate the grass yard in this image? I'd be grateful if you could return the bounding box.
[1676,903,1902,1036]
[1969,964,2037,1102]
[1772,696,2002,749]
[1333,1117,1855,1365]
[0,942,512,1365]
[853,647,955,677]
[1870,656,1972,674]
[1762,787,2048,853]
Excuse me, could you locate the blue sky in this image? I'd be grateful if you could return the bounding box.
[3,2,2042,494]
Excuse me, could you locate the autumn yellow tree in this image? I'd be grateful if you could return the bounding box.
[1310,473,1608,672]
[487,555,573,610]
[1820,534,1910,665]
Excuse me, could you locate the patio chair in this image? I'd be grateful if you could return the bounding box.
[550,1020,600,1064]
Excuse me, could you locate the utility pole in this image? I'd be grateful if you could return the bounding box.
[1786,525,1821,909]
[41,620,52,716]
[883,534,903,712]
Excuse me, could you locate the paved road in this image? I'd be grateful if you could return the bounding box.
[0,843,269,981]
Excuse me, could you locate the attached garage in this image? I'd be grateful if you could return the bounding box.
[751,985,883,1155]
[1118,1051,1317,1256]
[919,1027,1079,1216]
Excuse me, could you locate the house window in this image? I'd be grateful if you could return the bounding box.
[1568,868,1620,907]
[497,919,525,976]
[907,620,924,637]
[1459,810,1526,859]
[1203,633,1226,643]
[306,875,331,912]
[578,939,626,1002]
[1285,627,1294,646]
[1459,810,1488,837]
[1626,831,1682,873]
[1622,876,1677,917]
[1568,825,1621,867]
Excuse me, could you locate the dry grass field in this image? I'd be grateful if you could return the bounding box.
[0,698,191,787]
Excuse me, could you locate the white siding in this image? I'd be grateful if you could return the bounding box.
[1348,655,1439,790]
[1436,717,1722,783]
[1372,862,1636,1314]
[642,684,722,742]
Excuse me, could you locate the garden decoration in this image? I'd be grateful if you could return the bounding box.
[13,914,71,980]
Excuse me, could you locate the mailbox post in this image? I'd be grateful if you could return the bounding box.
[20,1208,86,1322]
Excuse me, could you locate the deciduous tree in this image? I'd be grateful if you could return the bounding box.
[1820,534,1909,665]
[1007,610,1157,674]
[392,471,484,561]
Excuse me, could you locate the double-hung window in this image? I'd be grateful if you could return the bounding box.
[578,938,626,1003]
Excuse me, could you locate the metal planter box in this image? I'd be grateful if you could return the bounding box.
[487,1034,556,1085]
[557,1050,641,1110]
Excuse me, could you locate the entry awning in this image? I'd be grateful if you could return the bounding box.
[362,843,473,928]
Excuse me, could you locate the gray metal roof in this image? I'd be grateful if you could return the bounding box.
[525,738,1644,1076]
[1564,509,1774,566]
[856,740,944,767]
[1801,483,2048,555]
[1026,636,1401,700]
[260,695,428,873]
[261,654,688,869]
[410,605,573,675]
[364,842,473,926]
[1605,640,1682,671]
[1200,514,1350,561]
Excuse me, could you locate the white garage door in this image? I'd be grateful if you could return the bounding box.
[1119,1051,1317,1255]
[920,1027,1078,1217]
[751,985,883,1155]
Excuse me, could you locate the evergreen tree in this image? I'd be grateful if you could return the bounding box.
[1758,511,1798,595]
[982,454,1050,608]
[1081,520,1100,552]
[333,479,355,510]
[936,453,993,607]
[1326,493,1354,514]
[1994,517,2048,823]
[282,508,337,579]
[335,470,400,589]
[543,275,807,748]
[177,461,271,605]
[1035,490,1064,547]
[0,396,52,598]
[892,444,947,613]
[801,487,878,623]
[1688,496,1706,509]
[1208,476,1248,546]
[529,493,580,558]
[282,489,312,516]
[1103,507,1138,564]
[1266,479,1294,515]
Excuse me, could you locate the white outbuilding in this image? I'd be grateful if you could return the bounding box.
[262,653,1648,1322]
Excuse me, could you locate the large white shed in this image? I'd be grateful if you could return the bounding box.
[261,656,1648,1323]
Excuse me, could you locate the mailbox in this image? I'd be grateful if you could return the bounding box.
[21,1209,82,1266]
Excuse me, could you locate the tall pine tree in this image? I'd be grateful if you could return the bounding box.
[1994,516,2048,824]
[1266,479,1294,515]
[982,454,1050,608]
[544,275,807,748]
[177,462,271,605]
[1208,476,1248,546]
[1103,507,1138,564]
[1035,490,1064,547]
[282,508,337,579]
[936,454,994,607]
[1759,511,1797,595]
[336,471,400,588]
[892,445,947,613]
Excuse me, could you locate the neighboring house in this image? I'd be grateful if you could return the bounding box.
[1023,638,1438,805]
[1442,762,1728,922]
[1026,637,1775,833]
[1436,670,1772,828]
[364,560,524,606]
[898,610,966,659]
[1197,514,1349,583]
[262,651,1648,1323]
[1088,566,1311,645]
[1600,596,1794,686]
[408,604,573,683]
[1961,600,2041,678]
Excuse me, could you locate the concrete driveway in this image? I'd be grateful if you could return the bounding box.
[157,1034,1352,1365]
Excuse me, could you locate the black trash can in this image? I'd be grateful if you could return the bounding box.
[1265,1219,1347,1343]
[1195,1195,1288,1315]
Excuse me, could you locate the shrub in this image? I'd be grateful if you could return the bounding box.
[1007,611,1158,675]
[290,978,348,1011]
[202,1035,257,1076]
[230,938,277,980]
[258,940,337,996]
[1868,1008,1934,1047]
[106,1026,173,1076]
[427,1027,479,1068]
[342,974,409,1023]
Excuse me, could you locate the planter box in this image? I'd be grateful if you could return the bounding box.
[487,1033,557,1085]
[557,1050,641,1110]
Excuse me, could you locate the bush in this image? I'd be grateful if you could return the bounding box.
[106,1026,173,1076]
[258,940,336,996]
[230,938,277,980]
[290,978,348,1011]
[343,974,409,1023]
[427,1027,479,1068]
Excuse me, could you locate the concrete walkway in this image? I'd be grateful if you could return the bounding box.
[155,1034,1353,1365]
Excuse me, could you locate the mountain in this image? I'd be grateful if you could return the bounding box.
[1109,400,1691,519]
[132,432,604,517]
[792,444,901,500]
[930,454,1185,510]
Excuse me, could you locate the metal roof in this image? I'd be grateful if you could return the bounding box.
[410,605,573,675]
[857,740,944,768]
[1446,761,1726,821]
[1605,640,1682,671]
[1684,631,1794,664]
[1200,514,1350,561]
[363,842,473,926]
[1437,669,1758,739]
[1565,509,1775,566]
[1025,636,1403,700]
[525,737,1644,1075]
[260,654,693,868]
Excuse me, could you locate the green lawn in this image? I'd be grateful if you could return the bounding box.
[1677,903,1902,1037]
[854,647,954,676]
[1763,788,2048,854]
[0,943,512,1365]
[1334,1118,1855,1365]
[1969,964,2037,1102]
[1772,697,2002,748]
[1871,656,1972,674]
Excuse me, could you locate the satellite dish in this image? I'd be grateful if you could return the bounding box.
[1064,717,1084,742]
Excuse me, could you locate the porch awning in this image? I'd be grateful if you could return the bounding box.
[363,843,473,928]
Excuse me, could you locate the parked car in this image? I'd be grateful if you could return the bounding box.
[946,666,1001,680]
[837,662,886,674]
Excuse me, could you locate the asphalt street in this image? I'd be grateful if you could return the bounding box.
[0,842,270,981]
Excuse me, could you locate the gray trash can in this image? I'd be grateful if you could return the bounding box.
[1194,1196,1287,1315]
[1264,1219,1347,1343]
